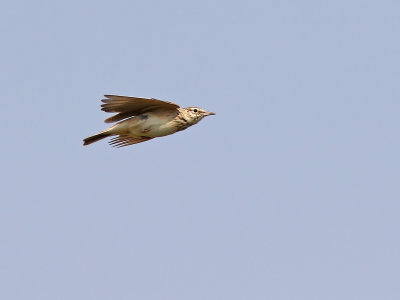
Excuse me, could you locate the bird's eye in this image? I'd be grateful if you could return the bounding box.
[193,109,198,112]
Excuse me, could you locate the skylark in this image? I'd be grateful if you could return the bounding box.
[83,95,215,147]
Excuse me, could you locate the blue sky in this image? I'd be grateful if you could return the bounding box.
[1,0,399,299]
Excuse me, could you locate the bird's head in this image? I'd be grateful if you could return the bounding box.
[183,107,216,124]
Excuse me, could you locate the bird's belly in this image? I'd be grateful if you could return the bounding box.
[127,117,177,138]
[144,121,178,137]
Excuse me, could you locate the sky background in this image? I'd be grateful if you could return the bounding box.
[1,0,399,299]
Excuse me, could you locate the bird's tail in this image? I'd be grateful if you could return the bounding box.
[83,131,111,146]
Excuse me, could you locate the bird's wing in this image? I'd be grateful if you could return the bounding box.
[109,135,153,147]
[101,95,180,123]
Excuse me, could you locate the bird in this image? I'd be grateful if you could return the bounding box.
[83,95,215,147]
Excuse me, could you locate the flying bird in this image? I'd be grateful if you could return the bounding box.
[83,95,215,147]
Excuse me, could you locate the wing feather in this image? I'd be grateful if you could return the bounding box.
[108,135,153,148]
[101,95,180,123]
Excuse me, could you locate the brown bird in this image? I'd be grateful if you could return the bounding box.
[83,95,215,147]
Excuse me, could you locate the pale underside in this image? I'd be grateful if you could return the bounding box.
[108,109,182,138]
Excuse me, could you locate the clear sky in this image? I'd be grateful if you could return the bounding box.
[1,0,399,299]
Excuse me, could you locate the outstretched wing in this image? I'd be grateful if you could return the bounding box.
[101,95,180,123]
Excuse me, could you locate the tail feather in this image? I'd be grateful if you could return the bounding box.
[83,132,111,146]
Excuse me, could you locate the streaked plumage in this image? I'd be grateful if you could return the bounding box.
[83,95,215,147]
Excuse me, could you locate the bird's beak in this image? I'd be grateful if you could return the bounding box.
[206,111,216,116]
